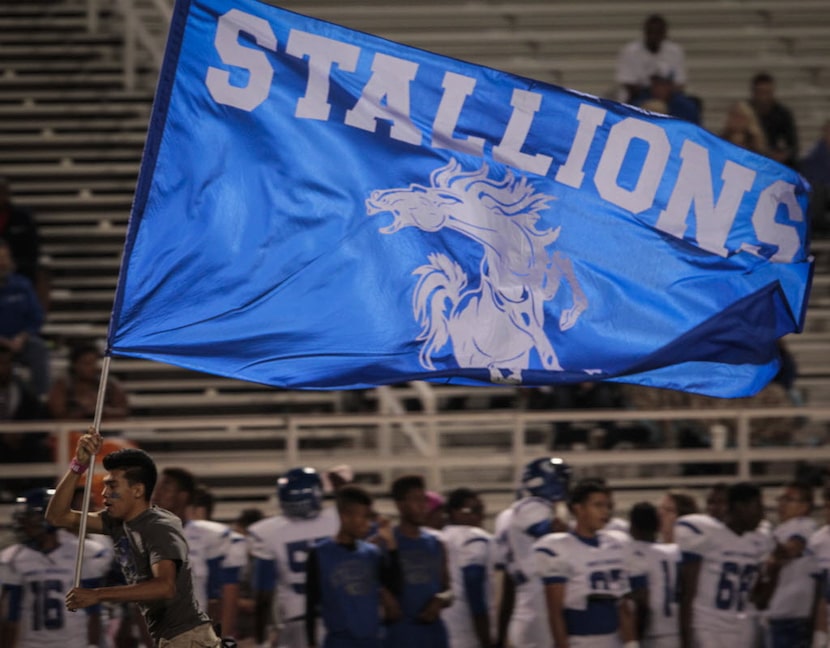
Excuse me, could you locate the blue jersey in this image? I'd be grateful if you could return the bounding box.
[308,538,383,648]
[384,527,449,648]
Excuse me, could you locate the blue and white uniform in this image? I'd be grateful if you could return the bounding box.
[627,540,680,648]
[675,514,773,648]
[249,507,338,647]
[0,535,109,648]
[441,524,494,648]
[534,530,631,648]
[502,496,556,648]
[184,518,234,613]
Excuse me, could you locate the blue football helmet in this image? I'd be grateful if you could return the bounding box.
[521,457,571,502]
[277,467,323,520]
[12,488,56,541]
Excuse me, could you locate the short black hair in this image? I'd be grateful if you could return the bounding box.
[752,72,775,86]
[391,474,425,501]
[193,484,215,519]
[102,448,158,502]
[336,485,373,511]
[235,507,263,529]
[446,487,478,511]
[727,482,762,508]
[569,478,610,507]
[630,501,659,536]
[644,14,667,28]
[161,467,197,503]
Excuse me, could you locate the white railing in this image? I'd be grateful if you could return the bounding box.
[86,0,172,90]
[3,405,829,495]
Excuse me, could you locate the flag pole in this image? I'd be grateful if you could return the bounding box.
[72,354,112,588]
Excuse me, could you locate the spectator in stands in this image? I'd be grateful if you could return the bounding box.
[721,101,768,154]
[48,343,129,421]
[750,72,799,168]
[0,237,49,400]
[657,490,699,543]
[0,178,39,287]
[634,63,701,124]
[0,346,51,484]
[0,346,42,421]
[800,118,830,237]
[616,14,687,104]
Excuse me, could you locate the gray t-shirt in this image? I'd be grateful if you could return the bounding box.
[101,505,209,641]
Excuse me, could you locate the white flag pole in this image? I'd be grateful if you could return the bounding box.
[72,354,112,588]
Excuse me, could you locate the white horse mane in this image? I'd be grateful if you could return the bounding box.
[429,159,553,223]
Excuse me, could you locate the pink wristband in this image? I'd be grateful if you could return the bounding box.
[69,458,88,475]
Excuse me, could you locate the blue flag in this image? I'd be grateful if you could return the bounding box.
[108,0,813,397]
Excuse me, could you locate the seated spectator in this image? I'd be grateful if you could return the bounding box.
[0,237,49,399]
[0,346,42,420]
[800,119,830,236]
[720,101,768,155]
[750,72,799,167]
[634,64,701,124]
[48,343,129,420]
[0,177,48,309]
[616,14,687,104]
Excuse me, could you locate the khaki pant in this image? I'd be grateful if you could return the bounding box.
[159,622,222,648]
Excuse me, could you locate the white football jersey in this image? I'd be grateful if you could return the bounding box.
[184,518,233,612]
[0,536,109,648]
[674,514,773,634]
[628,540,680,640]
[248,507,338,620]
[535,530,631,612]
[440,524,494,648]
[809,525,830,611]
[766,515,817,619]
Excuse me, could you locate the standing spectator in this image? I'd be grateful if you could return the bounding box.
[0,238,49,400]
[721,101,768,155]
[441,487,493,648]
[616,14,687,104]
[44,430,221,647]
[534,478,637,647]
[800,119,830,236]
[628,501,682,648]
[675,482,774,648]
[750,73,799,167]
[764,482,817,648]
[499,457,572,648]
[0,488,109,648]
[305,485,401,648]
[48,343,129,421]
[384,474,451,648]
[248,467,339,648]
[0,178,40,287]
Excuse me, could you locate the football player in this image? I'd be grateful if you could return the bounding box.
[249,467,338,648]
[534,478,636,648]
[675,482,773,648]
[499,456,572,648]
[0,488,109,648]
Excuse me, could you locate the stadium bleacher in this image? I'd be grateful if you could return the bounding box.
[1,0,830,525]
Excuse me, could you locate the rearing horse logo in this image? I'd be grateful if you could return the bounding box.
[366,159,588,384]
